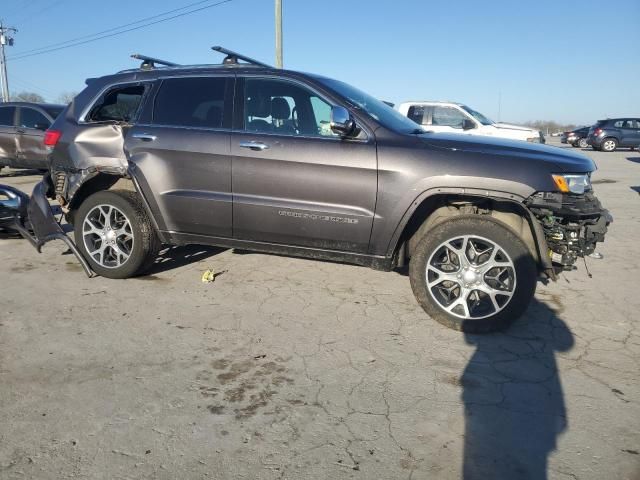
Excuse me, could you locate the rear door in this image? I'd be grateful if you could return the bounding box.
[125,75,234,237]
[0,106,17,167]
[16,106,51,168]
[230,76,377,253]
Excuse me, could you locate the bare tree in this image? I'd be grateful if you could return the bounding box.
[56,91,78,104]
[10,91,45,103]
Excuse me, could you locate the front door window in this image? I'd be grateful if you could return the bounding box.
[244,78,338,137]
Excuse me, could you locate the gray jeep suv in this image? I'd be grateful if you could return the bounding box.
[9,48,611,332]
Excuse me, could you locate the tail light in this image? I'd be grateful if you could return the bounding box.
[593,128,602,136]
[43,129,62,148]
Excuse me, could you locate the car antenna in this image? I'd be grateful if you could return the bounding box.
[130,54,180,70]
[211,46,271,68]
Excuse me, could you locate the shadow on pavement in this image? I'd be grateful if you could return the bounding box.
[626,156,640,164]
[462,297,574,479]
[147,244,227,275]
[0,168,43,178]
[630,186,640,195]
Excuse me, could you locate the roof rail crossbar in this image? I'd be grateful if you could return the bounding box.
[211,46,271,68]
[131,54,180,70]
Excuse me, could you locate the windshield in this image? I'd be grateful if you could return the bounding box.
[313,76,421,134]
[460,105,493,126]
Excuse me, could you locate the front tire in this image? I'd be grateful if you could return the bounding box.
[409,216,537,333]
[578,138,588,148]
[74,190,160,278]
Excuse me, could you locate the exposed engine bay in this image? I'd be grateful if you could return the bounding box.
[526,191,611,270]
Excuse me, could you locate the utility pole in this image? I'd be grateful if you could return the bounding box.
[275,0,282,68]
[0,22,17,102]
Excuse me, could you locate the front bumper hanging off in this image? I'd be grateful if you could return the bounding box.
[0,178,94,277]
[526,191,612,270]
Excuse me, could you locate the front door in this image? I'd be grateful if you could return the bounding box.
[125,76,234,237]
[231,76,377,253]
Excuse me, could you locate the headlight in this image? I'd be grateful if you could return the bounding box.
[551,173,592,194]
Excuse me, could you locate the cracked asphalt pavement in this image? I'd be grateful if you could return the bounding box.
[1,139,639,479]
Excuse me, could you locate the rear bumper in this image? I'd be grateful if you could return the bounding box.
[3,176,94,277]
[587,135,604,146]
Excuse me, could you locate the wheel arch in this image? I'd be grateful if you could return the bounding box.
[389,191,551,273]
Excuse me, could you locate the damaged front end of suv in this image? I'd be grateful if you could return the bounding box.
[526,173,611,273]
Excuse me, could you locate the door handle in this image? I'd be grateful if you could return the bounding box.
[239,141,269,151]
[131,133,157,141]
[16,128,25,134]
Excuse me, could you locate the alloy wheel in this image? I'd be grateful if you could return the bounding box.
[426,235,516,319]
[82,204,134,268]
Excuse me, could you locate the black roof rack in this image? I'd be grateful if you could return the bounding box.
[131,54,180,70]
[211,46,271,68]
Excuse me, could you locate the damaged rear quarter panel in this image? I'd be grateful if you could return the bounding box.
[52,124,129,203]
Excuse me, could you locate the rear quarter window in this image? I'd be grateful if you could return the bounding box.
[87,85,146,123]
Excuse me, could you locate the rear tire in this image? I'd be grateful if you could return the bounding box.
[74,190,160,279]
[578,138,588,148]
[601,138,618,152]
[409,216,537,333]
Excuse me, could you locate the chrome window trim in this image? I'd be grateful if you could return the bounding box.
[135,123,232,134]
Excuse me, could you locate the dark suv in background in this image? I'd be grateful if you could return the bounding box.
[4,48,611,333]
[0,102,65,170]
[561,127,590,148]
[587,118,640,152]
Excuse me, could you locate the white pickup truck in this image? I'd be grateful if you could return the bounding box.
[397,101,545,143]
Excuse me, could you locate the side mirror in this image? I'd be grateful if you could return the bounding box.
[330,106,357,137]
[462,119,476,130]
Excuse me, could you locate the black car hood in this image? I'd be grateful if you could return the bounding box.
[419,132,596,173]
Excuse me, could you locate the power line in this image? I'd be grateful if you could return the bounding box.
[9,0,218,58]
[11,0,68,29]
[8,0,235,62]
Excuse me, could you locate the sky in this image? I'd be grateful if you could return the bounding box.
[1,0,638,125]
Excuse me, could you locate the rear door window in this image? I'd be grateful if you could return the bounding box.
[0,106,16,127]
[19,107,51,130]
[88,85,146,122]
[407,105,429,125]
[153,77,229,129]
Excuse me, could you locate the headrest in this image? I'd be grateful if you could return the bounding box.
[246,96,270,118]
[271,97,291,120]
